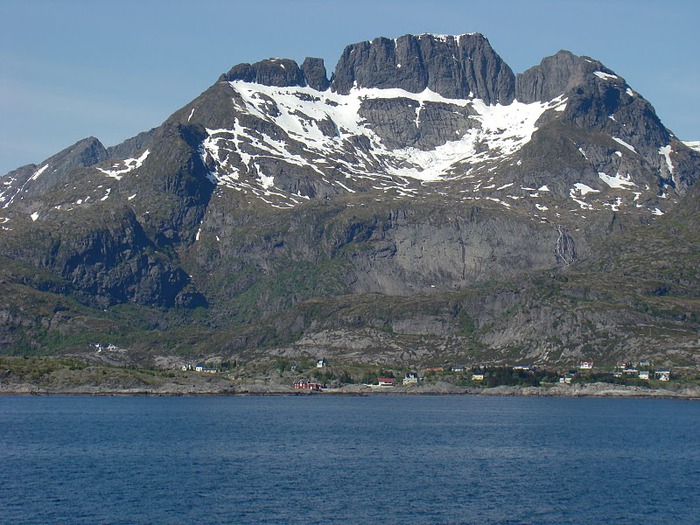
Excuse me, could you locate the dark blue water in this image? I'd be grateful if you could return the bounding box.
[1,395,698,524]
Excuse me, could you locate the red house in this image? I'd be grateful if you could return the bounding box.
[293,380,323,391]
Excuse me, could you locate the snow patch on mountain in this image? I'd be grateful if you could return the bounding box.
[612,137,636,154]
[569,184,599,210]
[199,81,567,206]
[659,145,674,174]
[572,183,599,196]
[97,150,150,180]
[599,171,636,189]
[29,165,49,182]
[594,71,619,81]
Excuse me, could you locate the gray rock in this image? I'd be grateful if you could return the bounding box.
[358,98,421,149]
[331,33,515,104]
[515,50,600,103]
[301,57,330,91]
[221,58,305,87]
[222,62,256,82]
[358,98,479,150]
[107,129,156,160]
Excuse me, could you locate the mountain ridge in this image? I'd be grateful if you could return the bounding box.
[1,33,698,372]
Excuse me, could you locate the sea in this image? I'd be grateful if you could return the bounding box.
[1,395,698,524]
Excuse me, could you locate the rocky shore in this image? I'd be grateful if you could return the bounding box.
[2,380,698,399]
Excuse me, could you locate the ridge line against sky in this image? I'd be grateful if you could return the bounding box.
[1,0,698,175]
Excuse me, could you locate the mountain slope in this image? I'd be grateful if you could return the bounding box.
[1,33,698,370]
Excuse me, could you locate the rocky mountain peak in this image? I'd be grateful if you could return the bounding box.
[301,57,330,91]
[0,136,108,211]
[515,50,613,103]
[219,56,331,91]
[220,58,307,87]
[2,33,699,370]
[330,33,515,104]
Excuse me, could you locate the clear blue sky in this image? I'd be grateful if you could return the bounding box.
[1,0,698,175]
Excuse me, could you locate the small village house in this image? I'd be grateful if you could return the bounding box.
[293,380,323,391]
[403,373,419,385]
[655,370,671,381]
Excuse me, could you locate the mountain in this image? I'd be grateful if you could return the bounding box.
[1,33,698,371]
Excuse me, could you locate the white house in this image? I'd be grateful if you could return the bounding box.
[403,373,419,385]
[655,370,671,381]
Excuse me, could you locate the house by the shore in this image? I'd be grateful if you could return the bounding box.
[293,380,323,391]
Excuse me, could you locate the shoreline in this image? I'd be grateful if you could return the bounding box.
[2,382,699,399]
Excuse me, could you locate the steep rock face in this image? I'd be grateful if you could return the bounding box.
[516,50,601,103]
[331,33,516,104]
[301,57,330,91]
[346,210,575,295]
[50,208,189,308]
[221,58,306,87]
[0,206,202,309]
[107,129,156,161]
[357,98,479,150]
[117,122,215,247]
[220,57,330,91]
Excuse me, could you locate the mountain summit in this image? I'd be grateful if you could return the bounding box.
[1,33,698,370]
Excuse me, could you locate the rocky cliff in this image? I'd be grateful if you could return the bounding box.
[331,33,515,104]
